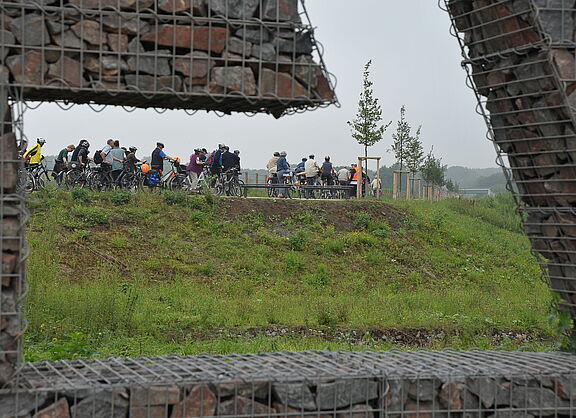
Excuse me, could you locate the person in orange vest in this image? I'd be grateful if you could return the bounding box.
[349,163,359,198]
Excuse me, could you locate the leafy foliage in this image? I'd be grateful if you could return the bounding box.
[420,150,446,187]
[404,126,424,177]
[347,60,391,158]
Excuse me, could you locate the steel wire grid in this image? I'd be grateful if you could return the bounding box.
[0,0,339,118]
[0,78,27,387]
[0,350,575,417]
[442,0,576,316]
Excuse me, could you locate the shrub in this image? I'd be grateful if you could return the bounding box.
[303,264,329,288]
[285,252,305,273]
[325,238,346,254]
[190,210,208,223]
[74,206,108,226]
[110,190,131,206]
[346,232,377,247]
[353,212,371,230]
[287,231,308,251]
[71,188,91,204]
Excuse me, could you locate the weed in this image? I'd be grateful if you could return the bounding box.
[190,210,209,223]
[71,188,91,204]
[199,262,214,276]
[287,231,308,251]
[346,232,377,247]
[303,264,329,288]
[110,236,128,249]
[164,191,188,206]
[325,238,346,254]
[353,212,371,230]
[73,206,108,225]
[110,190,131,206]
[75,229,90,241]
[285,251,306,273]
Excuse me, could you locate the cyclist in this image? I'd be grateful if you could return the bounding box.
[233,150,241,171]
[151,142,173,173]
[110,140,126,182]
[321,156,334,186]
[100,139,114,172]
[304,154,320,186]
[267,152,280,181]
[337,166,350,186]
[276,151,290,198]
[23,138,46,167]
[70,140,90,167]
[186,148,205,189]
[221,146,237,172]
[124,146,141,172]
[53,144,75,175]
[208,144,225,175]
[295,158,307,173]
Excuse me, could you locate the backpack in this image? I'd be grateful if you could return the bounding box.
[93,150,103,165]
[207,151,215,166]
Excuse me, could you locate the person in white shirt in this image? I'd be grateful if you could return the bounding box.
[337,167,350,186]
[304,154,320,185]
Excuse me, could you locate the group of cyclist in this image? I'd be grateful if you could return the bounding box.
[21,137,243,193]
[22,137,378,197]
[266,151,373,198]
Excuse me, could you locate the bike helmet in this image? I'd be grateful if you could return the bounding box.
[80,140,90,148]
[309,154,315,159]
[280,151,287,157]
[274,152,280,157]
[37,138,46,144]
[141,163,150,173]
[325,156,330,161]
[156,142,164,148]
[129,146,137,153]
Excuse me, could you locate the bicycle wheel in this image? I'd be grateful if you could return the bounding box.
[169,175,186,191]
[229,179,242,197]
[35,175,45,190]
[22,172,35,193]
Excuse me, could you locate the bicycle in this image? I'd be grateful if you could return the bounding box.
[117,161,147,192]
[221,168,242,197]
[20,159,52,192]
[87,164,115,192]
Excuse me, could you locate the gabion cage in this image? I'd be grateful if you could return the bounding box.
[1,350,576,417]
[0,0,337,117]
[444,0,576,320]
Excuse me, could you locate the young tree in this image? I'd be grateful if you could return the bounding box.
[347,60,391,159]
[404,125,424,180]
[390,106,420,192]
[445,178,460,193]
[421,149,446,187]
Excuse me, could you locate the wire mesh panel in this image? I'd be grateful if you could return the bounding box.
[0,0,338,117]
[0,350,575,416]
[443,0,576,319]
[0,81,26,386]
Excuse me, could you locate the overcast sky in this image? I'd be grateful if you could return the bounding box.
[24,0,495,170]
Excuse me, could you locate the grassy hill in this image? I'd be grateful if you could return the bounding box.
[24,190,556,360]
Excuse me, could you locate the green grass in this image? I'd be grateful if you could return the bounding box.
[24,190,556,360]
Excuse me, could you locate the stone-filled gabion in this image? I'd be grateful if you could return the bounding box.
[446,0,576,318]
[0,94,24,386]
[1,350,575,417]
[0,0,337,117]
